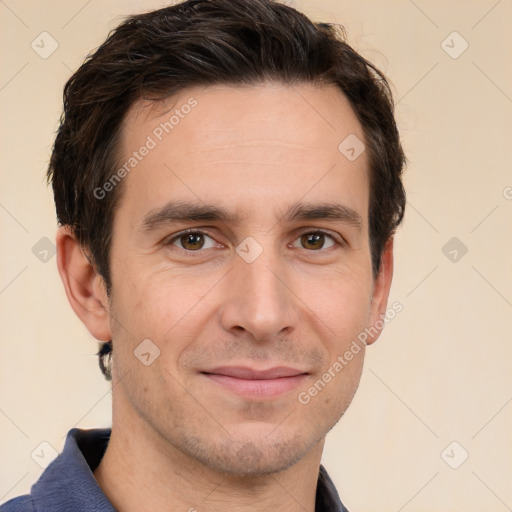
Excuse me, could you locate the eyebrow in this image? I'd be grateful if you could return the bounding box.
[139,200,362,232]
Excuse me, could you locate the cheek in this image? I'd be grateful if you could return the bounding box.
[313,275,371,409]
[113,267,218,361]
[308,270,373,343]
[116,267,187,330]
[296,348,365,438]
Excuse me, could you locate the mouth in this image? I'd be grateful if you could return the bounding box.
[200,366,309,399]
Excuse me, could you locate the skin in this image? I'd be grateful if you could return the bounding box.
[57,82,394,512]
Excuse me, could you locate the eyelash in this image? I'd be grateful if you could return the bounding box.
[164,228,344,253]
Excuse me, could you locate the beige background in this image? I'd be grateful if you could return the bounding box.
[1,1,511,510]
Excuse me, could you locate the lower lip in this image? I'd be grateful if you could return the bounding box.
[203,373,308,399]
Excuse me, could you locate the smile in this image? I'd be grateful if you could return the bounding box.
[201,366,309,399]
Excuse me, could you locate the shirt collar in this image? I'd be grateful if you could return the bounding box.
[30,428,348,511]
[31,428,114,511]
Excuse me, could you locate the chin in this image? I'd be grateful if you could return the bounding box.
[179,430,316,476]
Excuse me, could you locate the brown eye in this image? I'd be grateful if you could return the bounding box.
[180,232,205,250]
[168,231,217,251]
[294,231,336,250]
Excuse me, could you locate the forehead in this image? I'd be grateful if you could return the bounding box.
[114,82,369,227]
[122,81,363,150]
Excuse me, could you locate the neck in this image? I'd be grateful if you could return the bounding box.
[93,410,324,512]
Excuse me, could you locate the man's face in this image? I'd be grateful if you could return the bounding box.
[104,82,389,474]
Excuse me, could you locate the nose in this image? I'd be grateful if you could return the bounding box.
[219,243,298,342]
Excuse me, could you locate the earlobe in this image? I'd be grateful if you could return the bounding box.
[56,226,112,341]
[365,237,394,346]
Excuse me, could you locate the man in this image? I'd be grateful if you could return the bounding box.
[1,0,405,510]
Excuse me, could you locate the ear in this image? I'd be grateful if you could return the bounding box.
[365,237,394,346]
[56,226,112,341]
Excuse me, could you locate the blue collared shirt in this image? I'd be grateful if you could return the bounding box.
[1,428,349,511]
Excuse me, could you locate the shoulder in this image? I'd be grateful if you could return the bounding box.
[0,495,36,512]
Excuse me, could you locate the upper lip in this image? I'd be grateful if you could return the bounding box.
[202,366,307,380]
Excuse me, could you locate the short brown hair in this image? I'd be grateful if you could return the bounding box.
[48,0,406,380]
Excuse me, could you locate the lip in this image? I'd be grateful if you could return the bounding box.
[201,366,308,399]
